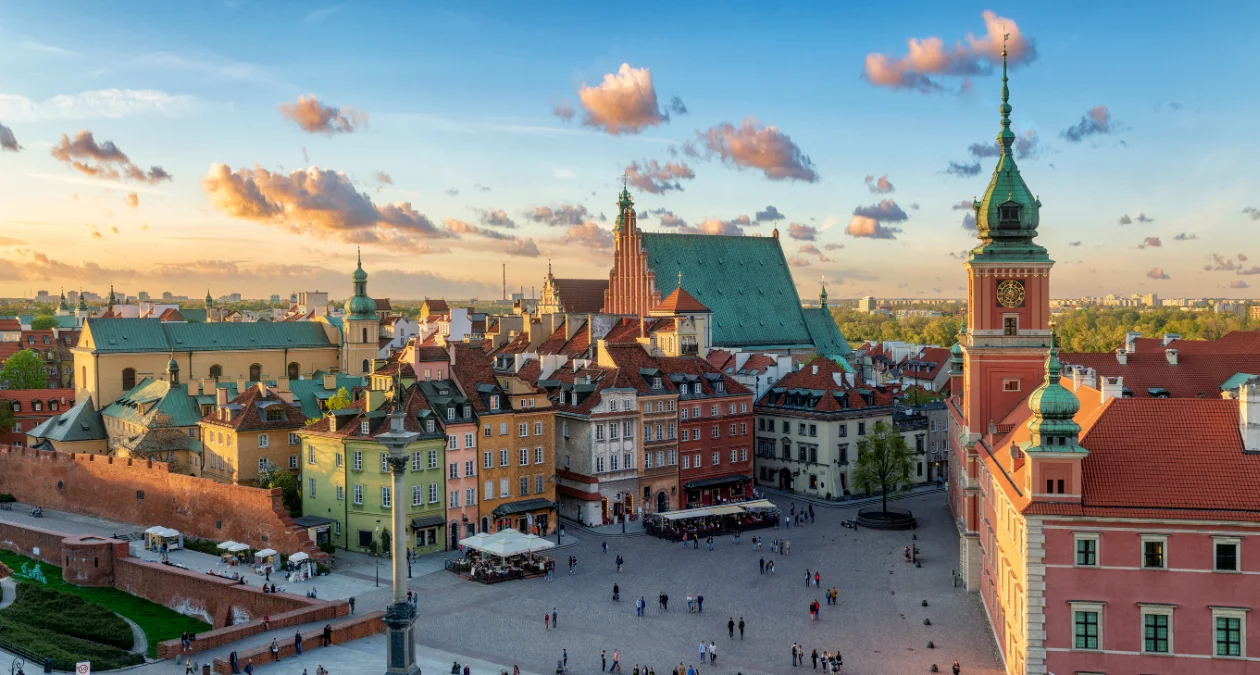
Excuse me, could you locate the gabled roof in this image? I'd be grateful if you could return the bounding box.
[552,279,609,313]
[158,308,186,322]
[0,319,21,331]
[901,347,950,382]
[600,344,678,395]
[1,388,74,408]
[1061,341,1260,399]
[102,378,204,428]
[287,371,368,419]
[199,386,307,432]
[26,395,105,442]
[449,342,506,414]
[654,286,710,314]
[802,307,852,358]
[422,298,449,312]
[415,346,450,363]
[641,232,813,348]
[82,318,333,353]
[756,357,889,413]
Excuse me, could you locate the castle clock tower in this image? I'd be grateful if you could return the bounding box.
[951,41,1052,591]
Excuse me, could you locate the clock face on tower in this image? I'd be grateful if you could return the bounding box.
[996,279,1026,308]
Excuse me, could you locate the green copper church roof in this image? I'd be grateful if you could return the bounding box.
[642,232,821,349]
[83,318,333,353]
[969,44,1050,265]
[26,396,106,443]
[102,377,205,428]
[803,307,853,359]
[1025,328,1086,452]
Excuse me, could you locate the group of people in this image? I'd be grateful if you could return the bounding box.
[642,507,781,541]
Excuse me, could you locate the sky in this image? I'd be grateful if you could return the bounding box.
[1,2,1259,303]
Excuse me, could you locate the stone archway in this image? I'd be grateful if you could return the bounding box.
[656,491,668,513]
[778,467,793,490]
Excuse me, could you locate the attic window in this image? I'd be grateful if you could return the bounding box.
[266,408,284,422]
[360,420,370,435]
[652,377,662,389]
[715,382,725,393]
[426,420,435,433]
[447,407,455,420]
[490,395,500,410]
[998,201,1021,227]
[463,405,471,418]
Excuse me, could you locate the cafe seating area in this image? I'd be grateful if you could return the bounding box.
[447,529,557,584]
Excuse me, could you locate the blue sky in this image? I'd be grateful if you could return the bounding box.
[1,2,1257,301]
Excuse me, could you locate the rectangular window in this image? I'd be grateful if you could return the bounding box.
[535,447,544,464]
[610,455,619,471]
[380,453,389,472]
[519,448,528,466]
[694,453,702,468]
[466,487,476,505]
[655,401,663,412]
[449,490,460,508]
[740,422,747,435]
[519,476,529,497]
[596,456,605,472]
[450,463,459,480]
[484,480,493,501]
[336,485,344,501]
[308,478,316,498]
[596,424,605,441]
[335,452,343,468]
[623,422,634,439]
[465,460,475,477]
[1075,534,1098,566]
[1073,608,1100,650]
[712,452,719,465]
[381,486,391,508]
[499,422,508,435]
[1142,609,1171,654]
[447,435,457,450]
[258,458,270,473]
[1215,538,1241,572]
[645,453,654,469]
[412,451,422,472]
[1002,378,1021,392]
[668,450,676,465]
[740,402,747,413]
[483,424,492,437]
[693,406,700,418]
[499,478,509,498]
[353,484,363,505]
[609,423,619,440]
[429,483,438,503]
[667,399,675,411]
[353,451,362,471]
[289,433,300,446]
[681,408,688,420]
[290,455,299,470]
[1214,608,1245,657]
[858,422,866,435]
[730,449,737,463]
[711,426,719,439]
[483,451,492,469]
[535,421,543,436]
[308,445,316,464]
[668,423,675,440]
[499,449,509,467]
[428,450,438,469]
[519,423,528,437]
[413,485,423,507]
[1142,535,1167,569]
[535,475,543,494]
[1003,316,1018,336]
[741,448,747,462]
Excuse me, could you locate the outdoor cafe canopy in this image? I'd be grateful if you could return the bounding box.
[654,500,779,521]
[216,540,241,550]
[458,529,556,558]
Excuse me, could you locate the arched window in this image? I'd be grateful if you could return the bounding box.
[288,362,300,380]
[361,327,368,343]
[121,368,136,391]
[361,359,370,373]
[249,364,261,381]
[209,364,223,379]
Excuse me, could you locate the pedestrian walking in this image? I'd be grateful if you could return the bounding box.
[349,596,356,613]
[811,649,818,670]
[552,608,558,628]
[760,557,765,574]
[616,555,624,572]
[243,661,254,675]
[663,592,669,610]
[659,591,666,610]
[270,639,279,661]
[697,593,704,613]
[681,532,688,547]
[603,541,608,554]
[323,623,332,647]
[952,660,961,675]
[805,569,811,587]
[545,611,551,631]
[612,649,621,672]
[809,504,815,522]
[905,546,912,564]
[728,617,735,639]
[294,631,303,655]
[699,643,706,663]
[602,650,607,672]
[706,536,713,551]
[738,617,745,639]
[791,643,799,667]
[708,642,716,665]
[786,540,791,555]
[230,651,240,675]
[693,534,699,549]
[814,572,820,588]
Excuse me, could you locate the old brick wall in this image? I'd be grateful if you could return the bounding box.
[211,611,385,675]
[157,601,349,660]
[0,520,68,565]
[0,447,321,555]
[114,558,320,628]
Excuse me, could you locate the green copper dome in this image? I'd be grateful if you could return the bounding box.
[969,44,1050,264]
[345,249,377,319]
[949,340,964,374]
[58,288,69,312]
[77,289,87,311]
[1025,327,1086,452]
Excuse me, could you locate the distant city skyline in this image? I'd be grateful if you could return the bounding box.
[1,3,1257,299]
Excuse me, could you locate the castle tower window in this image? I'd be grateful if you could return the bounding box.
[998,201,1022,227]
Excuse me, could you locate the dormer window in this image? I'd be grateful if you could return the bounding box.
[652,377,662,389]
[463,405,471,418]
[426,420,435,433]
[447,407,455,420]
[490,395,500,410]
[998,201,1021,227]
[360,420,370,435]
[715,382,725,393]
[32,401,42,411]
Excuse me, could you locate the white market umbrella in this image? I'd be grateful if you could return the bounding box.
[216,540,240,550]
[288,551,310,563]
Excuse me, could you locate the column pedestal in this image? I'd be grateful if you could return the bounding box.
[383,602,418,675]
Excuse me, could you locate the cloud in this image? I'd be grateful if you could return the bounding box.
[1230,281,1251,289]
[799,244,831,262]
[961,212,977,230]
[687,118,819,182]
[552,101,575,122]
[1238,266,1260,276]
[853,200,909,223]
[1135,212,1153,223]
[506,238,541,257]
[650,210,687,228]
[823,243,845,251]
[0,122,21,151]
[1060,105,1117,142]
[1243,207,1260,221]
[1204,253,1243,272]
[374,171,392,185]
[967,129,1042,160]
[787,222,817,240]
[109,226,119,235]
[1138,236,1161,249]
[755,205,785,223]
[444,188,459,196]
[564,221,614,251]
[136,258,496,298]
[474,184,491,192]
[1118,214,1132,225]
[50,130,173,184]
[1173,232,1197,241]
[679,216,750,237]
[526,204,589,226]
[846,216,900,239]
[667,96,687,116]
[279,94,366,134]
[789,257,811,268]
[944,161,981,177]
[0,248,136,282]
[0,89,196,122]
[862,11,1036,92]
[473,208,518,229]
[1068,241,1082,247]
[443,218,512,241]
[1146,267,1170,280]
[126,192,138,208]
[564,63,676,135]
[948,251,969,259]
[624,159,695,194]
[201,163,447,251]
[864,174,895,194]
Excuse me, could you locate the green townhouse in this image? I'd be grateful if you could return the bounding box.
[298,382,448,556]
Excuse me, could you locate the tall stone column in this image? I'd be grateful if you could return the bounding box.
[378,411,420,675]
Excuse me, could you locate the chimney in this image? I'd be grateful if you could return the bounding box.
[237,378,247,392]
[1162,333,1180,347]
[1125,331,1141,353]
[256,381,268,396]
[1100,376,1124,405]
[1115,348,1127,365]
[1071,366,1087,392]
[811,364,819,375]
[1165,348,1178,366]
[323,373,337,390]
[216,387,229,407]
[277,378,290,393]
[1240,382,1260,452]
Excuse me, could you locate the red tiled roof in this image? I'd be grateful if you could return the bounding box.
[557,484,602,502]
[423,299,449,312]
[375,361,416,377]
[707,349,735,372]
[537,320,569,354]
[200,386,306,431]
[158,308,186,322]
[494,330,532,355]
[1,388,74,407]
[551,279,609,313]
[0,319,20,331]
[374,298,392,311]
[515,359,542,381]
[0,343,21,361]
[901,347,950,382]
[601,344,678,395]
[560,323,591,358]
[654,286,710,314]
[657,355,751,396]
[416,346,449,363]
[756,357,889,412]
[449,343,501,414]
[1060,350,1260,398]
[739,354,777,375]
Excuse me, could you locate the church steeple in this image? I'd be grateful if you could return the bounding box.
[1024,325,1086,454]
[107,285,116,309]
[205,289,214,308]
[345,247,377,320]
[58,288,69,313]
[970,38,1047,263]
[77,288,87,312]
[819,282,828,310]
[614,180,635,235]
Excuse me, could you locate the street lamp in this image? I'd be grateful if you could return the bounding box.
[374,525,381,587]
[377,405,420,675]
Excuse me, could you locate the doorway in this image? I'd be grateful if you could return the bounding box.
[778,468,793,490]
[656,491,668,513]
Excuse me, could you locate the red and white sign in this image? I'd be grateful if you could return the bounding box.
[76,662,91,675]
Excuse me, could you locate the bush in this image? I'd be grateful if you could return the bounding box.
[0,618,143,671]
[182,536,222,556]
[318,540,336,555]
[0,493,16,503]
[3,584,134,649]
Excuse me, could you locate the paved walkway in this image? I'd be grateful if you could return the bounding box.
[0,576,15,609]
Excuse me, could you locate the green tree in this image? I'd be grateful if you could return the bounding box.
[852,421,914,513]
[0,400,15,432]
[325,387,353,412]
[1,349,47,389]
[29,315,59,331]
[258,466,302,516]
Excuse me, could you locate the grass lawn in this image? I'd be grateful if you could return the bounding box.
[0,550,211,659]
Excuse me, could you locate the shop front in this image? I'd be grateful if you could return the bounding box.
[683,474,751,508]
[410,514,446,555]
[490,498,555,535]
[293,515,335,548]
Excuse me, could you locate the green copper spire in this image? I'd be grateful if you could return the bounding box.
[58,288,68,312]
[614,181,633,233]
[1025,325,1086,453]
[345,247,377,319]
[819,282,828,309]
[970,37,1049,264]
[77,288,87,311]
[205,289,214,307]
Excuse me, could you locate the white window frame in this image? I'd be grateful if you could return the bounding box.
[519,448,529,466]
[465,487,476,505]
[465,459,474,477]
[1139,604,1174,655]
[308,477,315,498]
[428,450,438,469]
[535,421,543,436]
[483,480,493,502]
[336,485,344,501]
[449,490,460,508]
[465,433,474,448]
[518,423,528,437]
[1141,534,1168,570]
[1069,601,1104,651]
[411,451,422,472]
[290,455,299,470]
[412,485,423,507]
[483,451,492,469]
[1213,536,1242,573]
[499,478,509,498]
[534,447,544,464]
[429,483,439,503]
[449,463,459,480]
[353,483,363,505]
[360,420,370,435]
[352,451,362,471]
[1074,533,1100,567]
[381,486,391,508]
[288,432,300,445]
[499,449,508,467]
[1211,606,1248,658]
